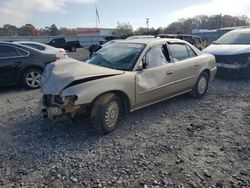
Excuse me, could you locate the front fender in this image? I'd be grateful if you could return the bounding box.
[62,72,136,107]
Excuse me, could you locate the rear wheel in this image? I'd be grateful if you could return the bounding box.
[91,93,122,134]
[22,68,42,89]
[190,72,209,98]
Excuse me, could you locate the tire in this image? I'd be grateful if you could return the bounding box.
[190,72,209,98]
[91,93,122,134]
[22,68,42,89]
[70,46,76,52]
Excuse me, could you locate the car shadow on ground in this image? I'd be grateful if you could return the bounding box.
[0,85,34,94]
[8,92,194,146]
[0,89,211,170]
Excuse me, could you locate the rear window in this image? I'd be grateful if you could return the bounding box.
[16,48,29,56]
[22,43,45,51]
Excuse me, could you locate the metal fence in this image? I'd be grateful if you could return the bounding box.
[0,35,106,47]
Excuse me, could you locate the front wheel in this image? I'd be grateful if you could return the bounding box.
[22,68,42,89]
[91,93,122,134]
[190,72,209,98]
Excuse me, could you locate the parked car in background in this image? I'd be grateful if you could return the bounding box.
[40,38,216,134]
[0,42,58,89]
[88,39,122,57]
[14,41,68,60]
[47,37,81,52]
[203,28,250,78]
[159,34,204,50]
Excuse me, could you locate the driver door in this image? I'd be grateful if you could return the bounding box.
[135,44,175,108]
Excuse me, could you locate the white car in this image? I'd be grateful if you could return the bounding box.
[14,41,68,60]
[203,28,250,78]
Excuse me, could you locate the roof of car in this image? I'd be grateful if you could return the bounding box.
[158,34,201,38]
[0,41,44,53]
[14,41,44,45]
[230,28,250,33]
[115,38,186,45]
[13,41,63,51]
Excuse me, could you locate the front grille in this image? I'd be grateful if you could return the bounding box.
[215,54,249,64]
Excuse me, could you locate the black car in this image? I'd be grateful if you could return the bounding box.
[0,42,57,89]
[158,34,204,50]
[47,37,81,52]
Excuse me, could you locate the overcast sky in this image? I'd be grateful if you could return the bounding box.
[0,0,250,29]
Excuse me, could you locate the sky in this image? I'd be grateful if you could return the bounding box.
[0,0,250,29]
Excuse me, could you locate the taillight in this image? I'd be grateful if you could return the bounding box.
[60,50,68,57]
[56,55,61,61]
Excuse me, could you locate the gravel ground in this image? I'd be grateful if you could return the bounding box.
[0,49,249,188]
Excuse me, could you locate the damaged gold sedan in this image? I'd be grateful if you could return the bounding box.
[40,38,217,134]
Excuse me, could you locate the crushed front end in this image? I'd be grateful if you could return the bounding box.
[41,94,88,119]
[215,53,250,78]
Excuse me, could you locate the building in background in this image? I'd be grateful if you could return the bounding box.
[77,28,116,36]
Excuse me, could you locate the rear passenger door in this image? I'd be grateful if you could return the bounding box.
[0,45,28,86]
[167,42,200,92]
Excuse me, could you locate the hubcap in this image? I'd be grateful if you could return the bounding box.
[198,76,207,94]
[26,71,41,88]
[105,101,119,128]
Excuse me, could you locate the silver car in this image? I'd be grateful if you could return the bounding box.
[41,38,217,134]
[14,41,68,60]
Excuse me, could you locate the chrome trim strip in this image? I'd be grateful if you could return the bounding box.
[131,89,192,112]
[138,76,196,95]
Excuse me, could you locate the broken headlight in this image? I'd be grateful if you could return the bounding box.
[64,95,78,106]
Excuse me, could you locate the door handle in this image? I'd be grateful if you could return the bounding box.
[194,64,199,67]
[166,70,173,75]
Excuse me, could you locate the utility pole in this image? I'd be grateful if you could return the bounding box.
[218,14,222,38]
[146,18,150,34]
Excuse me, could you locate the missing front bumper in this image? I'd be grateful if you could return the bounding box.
[42,105,82,119]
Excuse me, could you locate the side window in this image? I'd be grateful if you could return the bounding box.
[145,44,170,69]
[169,44,190,61]
[16,48,29,56]
[0,45,19,58]
[186,45,197,58]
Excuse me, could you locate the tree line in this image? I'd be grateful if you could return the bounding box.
[0,14,249,37]
[0,24,77,37]
[117,14,250,36]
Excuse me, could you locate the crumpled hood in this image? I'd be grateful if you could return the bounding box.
[41,58,124,95]
[203,44,250,55]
